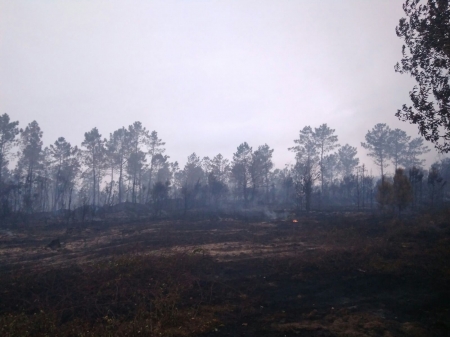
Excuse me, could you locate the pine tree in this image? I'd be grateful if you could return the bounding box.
[232,143,253,206]
[314,124,339,201]
[0,114,19,213]
[81,128,105,210]
[289,126,320,211]
[389,129,410,170]
[361,123,392,179]
[18,121,43,212]
[49,137,79,211]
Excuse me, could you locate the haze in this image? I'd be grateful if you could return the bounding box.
[0,0,440,170]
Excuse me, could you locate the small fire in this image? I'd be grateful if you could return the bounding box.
[292,219,298,223]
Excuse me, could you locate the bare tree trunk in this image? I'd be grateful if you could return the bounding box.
[108,166,114,205]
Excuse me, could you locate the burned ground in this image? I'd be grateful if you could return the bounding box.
[0,210,449,336]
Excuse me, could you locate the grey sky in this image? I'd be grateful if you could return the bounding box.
[0,0,442,174]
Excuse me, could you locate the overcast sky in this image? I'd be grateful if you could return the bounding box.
[0,0,444,174]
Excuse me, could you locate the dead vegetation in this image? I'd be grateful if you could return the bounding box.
[0,210,449,336]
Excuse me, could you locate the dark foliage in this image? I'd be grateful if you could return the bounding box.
[395,0,450,152]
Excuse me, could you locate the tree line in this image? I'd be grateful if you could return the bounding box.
[0,114,448,218]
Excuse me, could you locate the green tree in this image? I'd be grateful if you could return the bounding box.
[395,0,450,152]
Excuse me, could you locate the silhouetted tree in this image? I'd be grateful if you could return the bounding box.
[428,164,446,207]
[81,127,105,209]
[152,181,170,216]
[127,122,150,203]
[169,161,180,199]
[389,128,410,170]
[208,173,228,209]
[377,178,393,211]
[393,168,413,213]
[211,154,230,184]
[338,144,359,177]
[231,143,253,206]
[0,114,19,186]
[127,151,146,203]
[436,157,450,202]
[409,166,424,206]
[289,126,320,211]
[107,127,130,203]
[146,131,165,202]
[18,121,43,212]
[402,137,430,169]
[395,0,450,152]
[279,165,294,205]
[322,153,339,198]
[180,153,204,211]
[250,144,274,202]
[207,154,230,208]
[362,175,375,209]
[340,174,357,203]
[361,123,392,179]
[49,137,79,211]
[152,154,171,184]
[0,114,19,214]
[314,124,339,201]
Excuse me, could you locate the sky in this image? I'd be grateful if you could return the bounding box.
[0,0,444,174]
